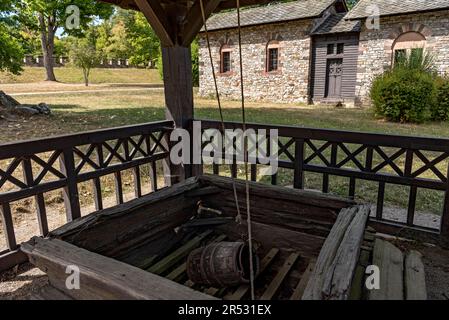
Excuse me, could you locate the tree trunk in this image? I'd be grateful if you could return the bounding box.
[38,13,57,82]
[83,69,89,87]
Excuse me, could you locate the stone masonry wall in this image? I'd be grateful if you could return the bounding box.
[198,19,314,103]
[356,10,449,104]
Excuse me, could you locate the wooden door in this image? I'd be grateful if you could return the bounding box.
[325,58,343,98]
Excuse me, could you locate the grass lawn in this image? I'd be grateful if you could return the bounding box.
[1,89,449,218]
[0,67,162,85]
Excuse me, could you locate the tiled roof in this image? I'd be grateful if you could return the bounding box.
[202,0,336,31]
[311,13,361,34]
[346,0,449,19]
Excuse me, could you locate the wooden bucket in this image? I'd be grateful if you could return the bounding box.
[187,241,259,287]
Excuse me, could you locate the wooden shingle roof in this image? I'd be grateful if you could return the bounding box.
[202,0,337,31]
[346,0,449,19]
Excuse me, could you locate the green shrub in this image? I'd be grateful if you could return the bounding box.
[371,68,435,123]
[394,48,436,74]
[431,77,449,121]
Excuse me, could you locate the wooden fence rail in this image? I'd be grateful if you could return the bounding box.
[2,118,449,272]
[198,119,449,244]
[0,120,173,271]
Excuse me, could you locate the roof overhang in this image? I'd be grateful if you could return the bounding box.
[98,0,282,46]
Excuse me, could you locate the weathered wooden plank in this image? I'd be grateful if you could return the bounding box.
[224,248,280,300]
[148,230,213,275]
[30,284,73,300]
[50,177,200,255]
[22,237,215,300]
[369,239,404,300]
[404,250,427,300]
[200,174,355,210]
[167,262,187,282]
[348,265,365,300]
[322,205,370,300]
[0,249,28,273]
[185,186,222,197]
[181,217,233,229]
[217,221,324,260]
[302,206,358,300]
[290,260,316,300]
[0,202,17,250]
[260,253,299,300]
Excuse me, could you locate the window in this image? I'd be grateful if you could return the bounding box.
[392,31,426,65]
[394,49,406,64]
[220,50,231,73]
[327,44,334,55]
[267,48,279,72]
[337,43,344,54]
[266,40,280,72]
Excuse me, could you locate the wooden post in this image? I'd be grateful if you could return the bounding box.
[293,139,305,189]
[441,161,449,247]
[161,45,194,186]
[60,148,81,222]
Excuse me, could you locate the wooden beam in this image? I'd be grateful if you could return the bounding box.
[182,0,222,46]
[22,237,216,300]
[260,253,299,300]
[0,249,28,273]
[135,0,175,47]
[290,260,316,300]
[147,230,213,274]
[404,250,427,300]
[225,248,279,300]
[161,44,194,184]
[369,239,404,300]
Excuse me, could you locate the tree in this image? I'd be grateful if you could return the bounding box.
[346,0,359,9]
[14,0,112,81]
[0,0,24,74]
[126,12,159,67]
[69,38,100,86]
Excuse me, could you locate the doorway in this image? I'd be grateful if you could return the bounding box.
[325,58,343,98]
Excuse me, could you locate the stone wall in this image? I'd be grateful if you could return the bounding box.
[198,19,314,103]
[356,10,449,104]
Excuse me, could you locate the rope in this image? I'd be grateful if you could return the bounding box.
[199,0,242,226]
[236,0,255,301]
[199,0,256,300]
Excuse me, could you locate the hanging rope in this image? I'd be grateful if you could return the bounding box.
[236,0,256,301]
[199,0,242,225]
[199,0,256,300]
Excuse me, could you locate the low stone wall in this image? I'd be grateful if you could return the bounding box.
[22,56,136,69]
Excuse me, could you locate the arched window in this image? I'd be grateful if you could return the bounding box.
[266,40,280,72]
[392,32,426,64]
[220,45,232,74]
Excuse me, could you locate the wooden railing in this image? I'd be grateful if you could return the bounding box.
[0,120,173,271]
[2,118,449,272]
[199,120,449,244]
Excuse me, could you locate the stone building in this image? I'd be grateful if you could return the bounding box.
[198,0,449,106]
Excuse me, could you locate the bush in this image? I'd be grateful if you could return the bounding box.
[371,68,435,123]
[430,77,449,121]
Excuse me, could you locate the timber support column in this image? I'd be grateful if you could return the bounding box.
[161,45,194,185]
[133,0,224,185]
